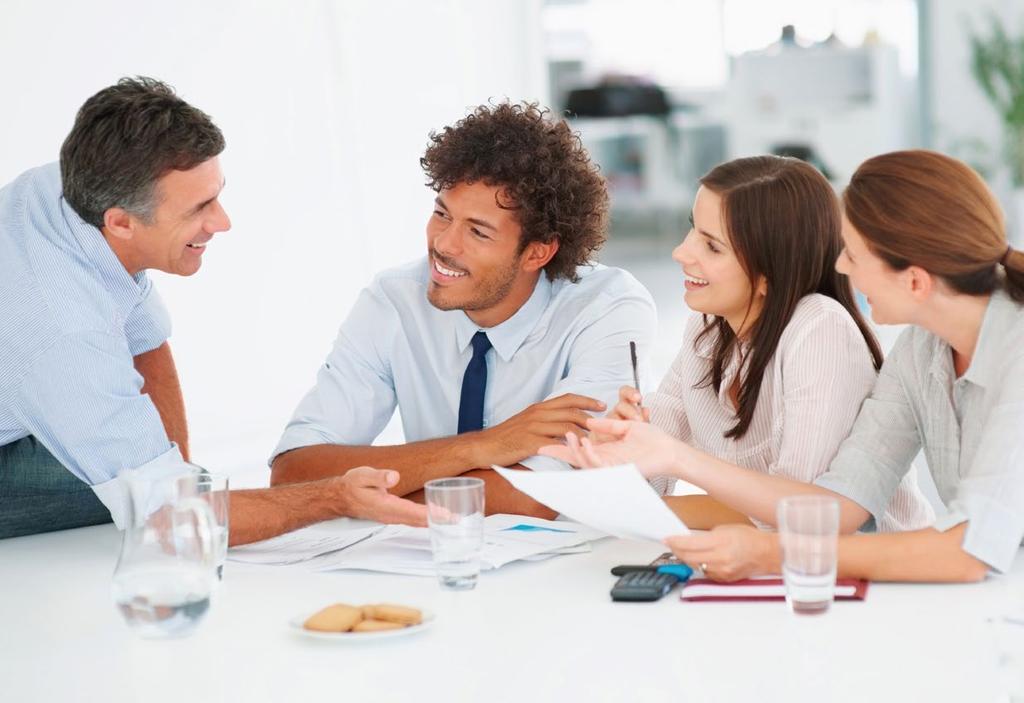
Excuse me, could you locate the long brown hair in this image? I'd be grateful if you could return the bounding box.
[843,149,1024,303]
[696,156,883,440]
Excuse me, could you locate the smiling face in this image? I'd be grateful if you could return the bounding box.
[103,156,230,276]
[426,181,554,327]
[835,214,916,325]
[672,186,764,334]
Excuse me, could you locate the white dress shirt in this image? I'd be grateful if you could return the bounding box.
[273,257,657,471]
[648,294,935,532]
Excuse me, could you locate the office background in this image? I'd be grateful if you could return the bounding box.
[0,0,1020,498]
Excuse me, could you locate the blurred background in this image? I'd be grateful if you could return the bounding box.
[1,0,1022,500]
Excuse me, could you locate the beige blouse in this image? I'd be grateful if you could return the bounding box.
[648,294,935,532]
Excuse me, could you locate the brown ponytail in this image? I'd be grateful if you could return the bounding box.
[843,150,1024,303]
[1005,247,1024,301]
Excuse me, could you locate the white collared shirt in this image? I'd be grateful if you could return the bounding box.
[648,294,935,532]
[272,257,657,471]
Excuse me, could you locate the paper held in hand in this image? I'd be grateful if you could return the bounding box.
[493,464,690,542]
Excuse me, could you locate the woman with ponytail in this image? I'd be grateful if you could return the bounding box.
[546,150,1024,582]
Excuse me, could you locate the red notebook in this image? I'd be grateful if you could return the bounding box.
[679,576,869,602]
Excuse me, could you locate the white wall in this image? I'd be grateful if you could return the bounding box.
[0,0,546,479]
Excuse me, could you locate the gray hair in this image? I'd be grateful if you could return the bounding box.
[60,76,225,228]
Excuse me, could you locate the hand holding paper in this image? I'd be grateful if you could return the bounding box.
[494,464,689,543]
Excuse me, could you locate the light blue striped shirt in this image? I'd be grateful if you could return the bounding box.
[0,163,181,524]
[272,257,657,471]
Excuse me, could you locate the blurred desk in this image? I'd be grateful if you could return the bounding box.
[0,521,1008,702]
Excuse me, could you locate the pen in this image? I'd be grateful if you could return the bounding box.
[629,340,640,392]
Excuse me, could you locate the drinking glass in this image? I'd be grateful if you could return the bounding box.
[194,472,230,581]
[424,477,485,590]
[777,495,839,615]
[112,472,217,638]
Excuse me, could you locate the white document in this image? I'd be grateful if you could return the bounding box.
[228,523,384,566]
[310,514,605,575]
[493,464,690,542]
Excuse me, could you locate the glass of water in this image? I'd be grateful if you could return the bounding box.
[193,472,230,581]
[424,477,485,590]
[112,471,218,638]
[777,495,839,616]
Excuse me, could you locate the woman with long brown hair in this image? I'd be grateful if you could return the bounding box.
[548,150,1024,582]
[556,154,934,530]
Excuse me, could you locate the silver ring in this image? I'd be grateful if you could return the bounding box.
[700,562,708,572]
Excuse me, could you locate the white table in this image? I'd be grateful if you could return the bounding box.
[0,522,1013,703]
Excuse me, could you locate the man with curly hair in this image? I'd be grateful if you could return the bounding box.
[271,102,656,516]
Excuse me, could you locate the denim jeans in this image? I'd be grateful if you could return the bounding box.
[0,436,112,539]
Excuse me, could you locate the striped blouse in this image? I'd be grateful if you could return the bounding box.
[648,294,935,532]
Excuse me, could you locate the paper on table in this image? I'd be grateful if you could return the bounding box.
[310,514,605,575]
[228,523,384,565]
[493,464,690,542]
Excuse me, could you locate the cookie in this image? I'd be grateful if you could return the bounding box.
[362,604,422,626]
[303,604,363,632]
[352,619,406,632]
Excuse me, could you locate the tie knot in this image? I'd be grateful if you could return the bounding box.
[471,330,492,356]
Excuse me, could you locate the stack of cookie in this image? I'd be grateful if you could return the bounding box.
[303,603,423,633]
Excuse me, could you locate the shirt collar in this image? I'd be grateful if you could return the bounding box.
[693,317,748,360]
[58,185,145,322]
[927,332,953,384]
[455,274,553,362]
[926,289,1018,389]
[694,318,716,359]
[962,289,1018,389]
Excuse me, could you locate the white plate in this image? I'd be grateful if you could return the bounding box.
[289,608,435,641]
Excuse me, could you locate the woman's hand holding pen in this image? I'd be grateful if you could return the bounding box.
[607,385,651,423]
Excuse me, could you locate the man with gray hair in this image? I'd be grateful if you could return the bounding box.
[0,77,426,543]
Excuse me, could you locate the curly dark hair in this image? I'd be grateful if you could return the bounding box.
[420,102,608,282]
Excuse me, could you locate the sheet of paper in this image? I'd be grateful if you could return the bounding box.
[311,533,438,576]
[227,523,384,565]
[493,464,690,542]
[480,514,605,567]
[310,514,605,575]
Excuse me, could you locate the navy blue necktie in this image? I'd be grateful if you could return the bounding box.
[458,331,492,434]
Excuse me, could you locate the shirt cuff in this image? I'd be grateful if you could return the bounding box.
[90,477,126,528]
[936,493,1024,574]
[90,444,188,528]
[269,427,340,467]
[519,454,573,472]
[814,470,890,533]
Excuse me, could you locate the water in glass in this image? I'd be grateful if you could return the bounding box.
[112,472,217,638]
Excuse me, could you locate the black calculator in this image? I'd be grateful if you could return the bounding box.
[610,570,679,602]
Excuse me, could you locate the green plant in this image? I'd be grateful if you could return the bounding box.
[970,14,1024,186]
